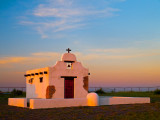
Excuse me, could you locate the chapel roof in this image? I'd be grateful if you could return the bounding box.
[61,48,77,62]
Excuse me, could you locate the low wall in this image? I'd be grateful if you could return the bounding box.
[100,96,150,105]
[8,98,27,108]
[7,95,150,109]
[30,98,88,109]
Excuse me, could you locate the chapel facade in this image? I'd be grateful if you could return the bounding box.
[25,48,89,99]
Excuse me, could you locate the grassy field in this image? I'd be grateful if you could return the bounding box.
[1,92,160,120]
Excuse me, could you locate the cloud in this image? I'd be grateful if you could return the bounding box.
[89,48,128,53]
[0,48,160,65]
[33,7,82,18]
[0,57,27,64]
[20,0,122,38]
[76,53,154,61]
[88,48,160,56]
[33,5,119,18]
[36,27,48,38]
[31,52,60,57]
[76,48,160,61]
[0,52,61,65]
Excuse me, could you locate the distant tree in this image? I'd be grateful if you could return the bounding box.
[95,88,106,94]
[10,89,23,97]
[154,89,160,95]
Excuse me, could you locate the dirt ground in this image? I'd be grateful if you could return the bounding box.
[1,98,160,120]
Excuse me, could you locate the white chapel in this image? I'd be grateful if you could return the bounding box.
[25,48,89,99]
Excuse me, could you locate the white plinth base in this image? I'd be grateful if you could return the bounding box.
[8,95,150,109]
[100,96,150,105]
[8,98,27,108]
[30,98,88,109]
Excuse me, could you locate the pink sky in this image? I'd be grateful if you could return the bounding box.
[0,49,160,87]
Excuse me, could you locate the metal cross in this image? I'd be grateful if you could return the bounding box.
[66,48,71,53]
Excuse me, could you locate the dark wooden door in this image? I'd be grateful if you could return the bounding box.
[64,77,74,98]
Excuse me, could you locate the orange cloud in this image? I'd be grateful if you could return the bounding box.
[89,48,128,53]
[0,52,61,65]
[0,57,27,64]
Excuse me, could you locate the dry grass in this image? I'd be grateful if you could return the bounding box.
[1,93,160,120]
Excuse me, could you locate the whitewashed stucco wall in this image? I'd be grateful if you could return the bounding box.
[26,53,89,99]
[26,67,49,99]
[49,61,88,99]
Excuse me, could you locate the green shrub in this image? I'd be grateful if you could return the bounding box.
[154,89,160,95]
[95,88,105,94]
[10,89,23,97]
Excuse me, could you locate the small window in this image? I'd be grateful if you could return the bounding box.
[40,77,43,83]
[29,78,33,84]
[67,63,72,69]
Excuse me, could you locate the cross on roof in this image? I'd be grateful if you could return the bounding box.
[66,48,71,53]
